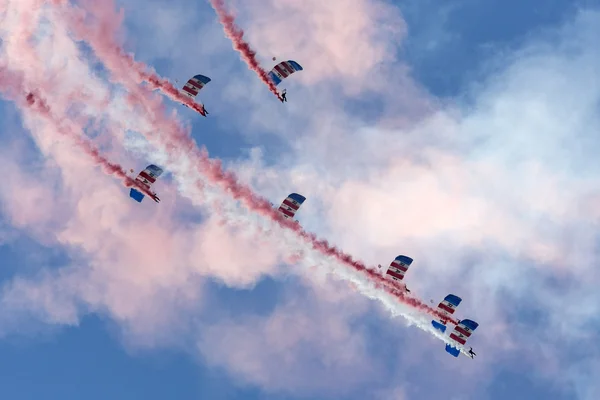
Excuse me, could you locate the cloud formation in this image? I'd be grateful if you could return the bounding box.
[0,0,599,399]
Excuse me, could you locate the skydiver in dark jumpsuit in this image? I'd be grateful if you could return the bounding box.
[280,89,287,102]
[468,347,476,357]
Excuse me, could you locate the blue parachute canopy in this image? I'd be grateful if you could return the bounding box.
[288,192,306,204]
[268,60,303,86]
[445,344,461,357]
[129,188,145,202]
[432,321,447,333]
[145,164,164,176]
[444,294,462,307]
[192,74,211,84]
[460,319,479,331]
[394,255,413,265]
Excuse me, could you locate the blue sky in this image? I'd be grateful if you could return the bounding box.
[1,0,599,399]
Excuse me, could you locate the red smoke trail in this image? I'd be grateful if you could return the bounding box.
[45,0,207,117]
[25,92,156,198]
[0,68,154,199]
[207,0,283,101]
[196,155,454,321]
[62,0,282,103]
[46,0,456,323]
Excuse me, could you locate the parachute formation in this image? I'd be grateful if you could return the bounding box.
[133,48,479,361]
[431,294,479,358]
[174,61,304,111]
[376,257,480,359]
[173,61,304,111]
[445,320,479,358]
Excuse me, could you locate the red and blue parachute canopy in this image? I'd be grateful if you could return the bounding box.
[181,74,211,98]
[431,294,462,333]
[445,319,479,357]
[384,255,413,283]
[129,164,164,203]
[267,61,303,86]
[277,193,306,220]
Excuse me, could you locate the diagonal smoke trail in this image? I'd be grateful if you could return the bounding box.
[0,66,154,197]
[17,0,471,351]
[43,0,208,117]
[207,0,283,101]
[0,0,153,195]
[44,0,458,324]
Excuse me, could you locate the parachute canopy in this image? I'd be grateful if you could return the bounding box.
[445,319,479,357]
[182,74,211,98]
[129,164,164,203]
[432,294,462,333]
[268,60,303,86]
[277,193,306,220]
[384,255,413,283]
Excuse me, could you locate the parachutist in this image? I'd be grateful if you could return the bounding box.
[468,347,476,358]
[129,164,164,204]
[280,89,287,102]
[180,74,211,117]
[268,61,303,96]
